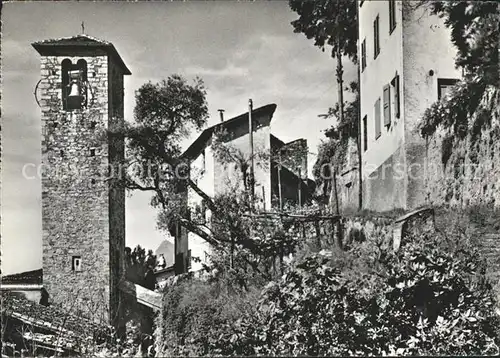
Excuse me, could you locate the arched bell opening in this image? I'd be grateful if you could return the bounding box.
[61,58,88,111]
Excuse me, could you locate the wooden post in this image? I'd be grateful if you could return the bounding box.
[298,167,302,208]
[332,218,343,250]
[333,169,340,215]
[249,99,255,211]
[262,185,266,211]
[314,220,321,248]
[230,236,234,269]
[278,154,283,211]
[356,0,363,212]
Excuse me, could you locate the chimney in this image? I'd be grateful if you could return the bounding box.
[218,109,225,122]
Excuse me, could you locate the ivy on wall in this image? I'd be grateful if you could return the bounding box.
[418,1,498,166]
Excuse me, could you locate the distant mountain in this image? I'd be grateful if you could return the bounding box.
[2,268,43,285]
[155,240,174,267]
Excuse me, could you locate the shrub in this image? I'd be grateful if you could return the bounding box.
[155,278,261,356]
[229,230,500,356]
[154,222,500,356]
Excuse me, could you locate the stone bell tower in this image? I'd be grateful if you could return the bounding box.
[32,34,131,327]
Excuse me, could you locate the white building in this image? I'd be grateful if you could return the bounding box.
[358,0,462,211]
[175,104,276,273]
[173,104,312,274]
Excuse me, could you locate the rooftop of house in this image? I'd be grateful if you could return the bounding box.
[182,103,277,160]
[1,291,112,354]
[2,268,43,285]
[154,265,175,276]
[32,33,131,75]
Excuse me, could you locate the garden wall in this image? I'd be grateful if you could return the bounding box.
[423,87,499,208]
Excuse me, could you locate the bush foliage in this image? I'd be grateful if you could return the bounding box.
[156,227,500,356]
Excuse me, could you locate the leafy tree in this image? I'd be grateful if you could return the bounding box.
[421,1,498,86]
[209,228,500,356]
[289,0,360,210]
[124,245,157,289]
[419,1,499,140]
[122,74,208,223]
[289,0,358,125]
[123,245,157,353]
[314,81,359,211]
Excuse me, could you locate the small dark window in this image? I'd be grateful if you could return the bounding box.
[374,15,380,58]
[90,121,97,129]
[363,115,368,152]
[91,178,96,185]
[53,122,58,129]
[438,78,459,100]
[389,0,397,33]
[60,150,64,158]
[90,148,96,157]
[361,39,367,71]
[72,256,82,272]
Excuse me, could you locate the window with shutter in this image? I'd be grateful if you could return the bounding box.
[389,0,396,33]
[383,84,391,127]
[375,98,381,139]
[374,15,380,58]
[391,74,400,118]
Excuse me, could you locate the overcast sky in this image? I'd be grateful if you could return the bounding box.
[1,1,356,275]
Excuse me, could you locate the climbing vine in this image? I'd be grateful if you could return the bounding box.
[419,79,487,140]
[418,1,498,164]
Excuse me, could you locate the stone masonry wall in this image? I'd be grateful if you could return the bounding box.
[107,57,126,327]
[41,55,112,323]
[424,87,500,208]
[279,139,308,179]
[423,87,500,295]
[336,137,360,214]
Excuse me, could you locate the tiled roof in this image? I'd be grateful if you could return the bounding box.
[1,268,42,285]
[182,103,277,160]
[32,33,111,46]
[32,34,131,75]
[1,291,112,339]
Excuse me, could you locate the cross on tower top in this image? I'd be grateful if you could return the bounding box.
[81,21,85,34]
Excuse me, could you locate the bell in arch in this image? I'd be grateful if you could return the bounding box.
[68,70,81,97]
[68,80,80,97]
[66,69,84,110]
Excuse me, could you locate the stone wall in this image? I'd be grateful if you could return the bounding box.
[336,137,360,213]
[423,87,500,208]
[107,57,127,327]
[279,138,308,179]
[40,54,125,325]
